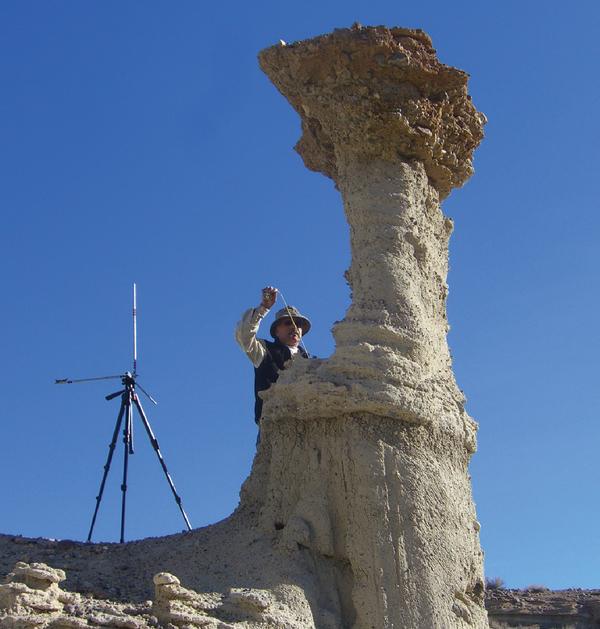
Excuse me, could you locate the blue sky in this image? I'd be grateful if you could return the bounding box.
[2,1,600,590]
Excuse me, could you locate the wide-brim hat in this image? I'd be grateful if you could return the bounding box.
[270,306,311,338]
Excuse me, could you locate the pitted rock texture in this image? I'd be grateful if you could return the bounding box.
[2,24,487,629]
[259,24,485,198]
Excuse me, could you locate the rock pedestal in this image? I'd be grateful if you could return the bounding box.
[241,25,488,628]
[0,24,488,629]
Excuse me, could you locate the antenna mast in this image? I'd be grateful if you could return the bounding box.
[133,282,137,376]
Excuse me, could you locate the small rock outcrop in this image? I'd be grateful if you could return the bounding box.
[0,561,151,628]
[1,24,488,629]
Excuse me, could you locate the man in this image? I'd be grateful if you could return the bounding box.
[235,286,311,424]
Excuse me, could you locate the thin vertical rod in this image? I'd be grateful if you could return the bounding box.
[87,397,126,542]
[132,394,192,531]
[128,397,135,454]
[132,283,137,376]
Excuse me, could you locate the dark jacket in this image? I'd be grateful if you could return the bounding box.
[253,339,308,423]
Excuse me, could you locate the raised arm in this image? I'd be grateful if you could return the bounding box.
[235,287,278,367]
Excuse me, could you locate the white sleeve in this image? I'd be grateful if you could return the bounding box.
[235,306,269,368]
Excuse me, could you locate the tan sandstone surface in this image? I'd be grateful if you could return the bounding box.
[2,25,487,629]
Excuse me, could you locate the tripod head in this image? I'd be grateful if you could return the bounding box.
[104,372,158,405]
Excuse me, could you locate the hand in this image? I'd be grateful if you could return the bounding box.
[261,286,278,309]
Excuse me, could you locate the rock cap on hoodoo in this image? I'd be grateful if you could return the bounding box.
[259,23,486,198]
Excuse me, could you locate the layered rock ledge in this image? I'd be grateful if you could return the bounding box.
[487,587,600,628]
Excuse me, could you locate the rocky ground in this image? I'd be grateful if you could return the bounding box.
[3,551,600,628]
[0,558,298,628]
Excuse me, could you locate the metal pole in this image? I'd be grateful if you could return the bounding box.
[132,283,137,376]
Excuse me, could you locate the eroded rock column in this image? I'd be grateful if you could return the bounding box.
[245,25,488,629]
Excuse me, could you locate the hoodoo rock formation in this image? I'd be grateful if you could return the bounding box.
[250,24,487,628]
[2,25,488,629]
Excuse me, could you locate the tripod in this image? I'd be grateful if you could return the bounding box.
[56,284,192,542]
[86,371,192,543]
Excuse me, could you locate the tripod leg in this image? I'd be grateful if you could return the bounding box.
[132,394,192,531]
[120,396,133,543]
[128,401,134,454]
[87,397,126,543]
